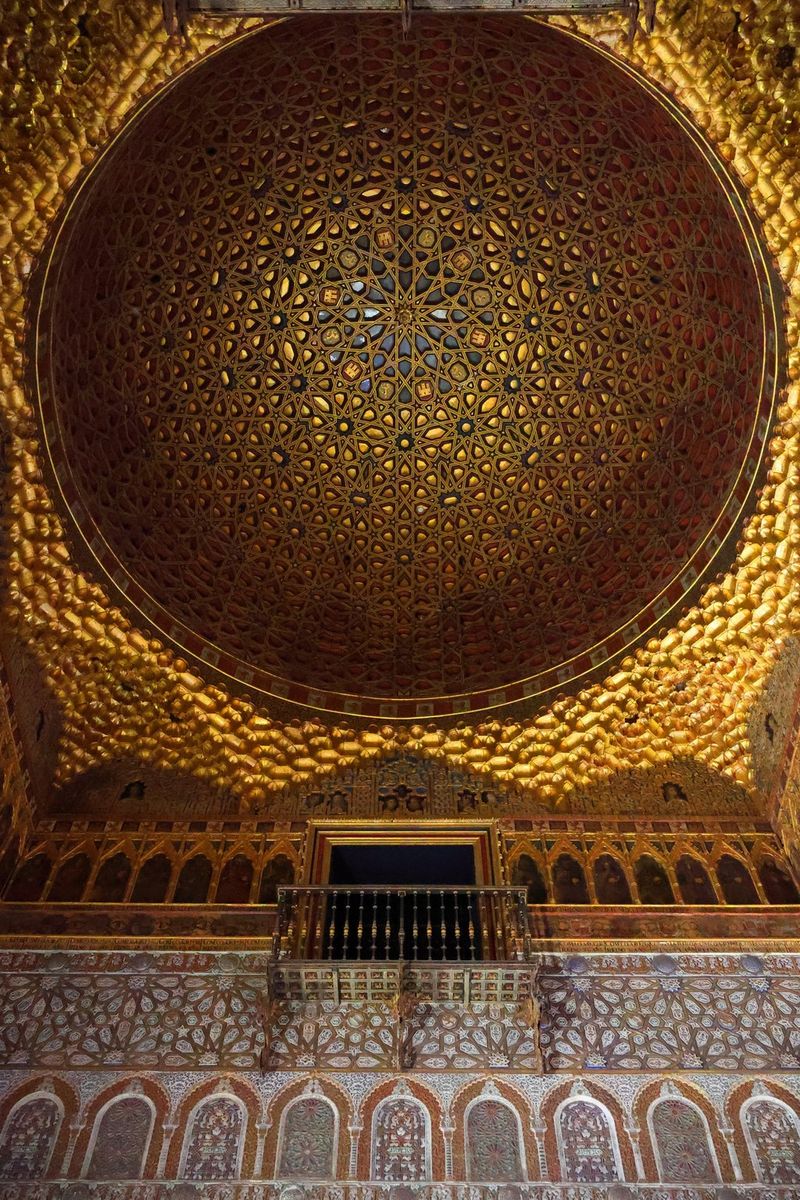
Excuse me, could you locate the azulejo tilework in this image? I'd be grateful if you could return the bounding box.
[34,14,779,719]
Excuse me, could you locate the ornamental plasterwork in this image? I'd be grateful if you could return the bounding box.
[1,950,800,1075]
[0,0,799,818]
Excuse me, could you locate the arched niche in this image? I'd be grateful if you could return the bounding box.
[716,854,760,905]
[675,855,718,905]
[258,854,295,904]
[556,1095,623,1183]
[742,1094,800,1184]
[757,856,800,904]
[216,853,254,904]
[131,853,173,904]
[48,853,91,902]
[83,1094,154,1180]
[592,854,632,905]
[510,853,548,903]
[173,854,213,904]
[634,856,674,905]
[7,853,53,902]
[90,852,132,903]
[552,853,590,904]
[465,1092,526,1182]
[0,1092,63,1179]
[371,1085,431,1182]
[180,1094,245,1180]
[649,1095,720,1183]
[276,1089,338,1179]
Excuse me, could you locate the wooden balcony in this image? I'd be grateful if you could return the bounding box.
[267,885,537,1005]
[272,885,532,963]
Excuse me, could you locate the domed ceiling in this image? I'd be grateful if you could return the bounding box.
[35,14,779,721]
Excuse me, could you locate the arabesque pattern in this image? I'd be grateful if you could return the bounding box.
[37,13,776,716]
[0,951,799,1074]
[0,0,797,812]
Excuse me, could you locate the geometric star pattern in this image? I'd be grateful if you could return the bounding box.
[37,15,774,714]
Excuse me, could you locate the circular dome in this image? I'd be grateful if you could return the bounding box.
[35,14,779,720]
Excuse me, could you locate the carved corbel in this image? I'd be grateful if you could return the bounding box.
[391,969,417,1071]
[516,966,542,1071]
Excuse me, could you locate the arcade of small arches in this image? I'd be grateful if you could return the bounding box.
[508,841,799,909]
[2,1074,800,1186]
[1,816,797,911]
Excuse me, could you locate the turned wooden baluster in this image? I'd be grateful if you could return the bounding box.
[479,891,490,961]
[452,893,462,961]
[425,889,434,960]
[382,893,391,960]
[520,890,533,960]
[312,890,326,959]
[370,890,378,960]
[356,889,365,960]
[342,890,353,959]
[412,892,419,961]
[454,891,462,960]
[398,891,406,961]
[439,889,447,960]
[326,889,339,960]
[466,894,476,960]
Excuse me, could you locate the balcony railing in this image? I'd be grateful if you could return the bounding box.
[272,885,532,963]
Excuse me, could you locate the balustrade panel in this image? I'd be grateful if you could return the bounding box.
[274,886,529,962]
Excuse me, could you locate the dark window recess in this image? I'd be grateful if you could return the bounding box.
[6,853,52,902]
[215,853,254,904]
[716,854,760,905]
[635,856,675,905]
[593,854,633,904]
[676,855,718,905]
[49,852,91,902]
[552,853,590,904]
[328,842,476,886]
[119,780,145,802]
[131,854,173,904]
[90,852,132,903]
[173,855,213,903]
[759,857,800,904]
[324,844,479,959]
[511,853,548,903]
[259,854,295,904]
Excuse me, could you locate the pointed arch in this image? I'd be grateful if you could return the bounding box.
[215,851,255,904]
[551,851,590,904]
[716,852,760,904]
[592,852,633,905]
[634,854,675,904]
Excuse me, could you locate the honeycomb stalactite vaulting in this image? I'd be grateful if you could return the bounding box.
[37,15,776,717]
[2,0,800,804]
